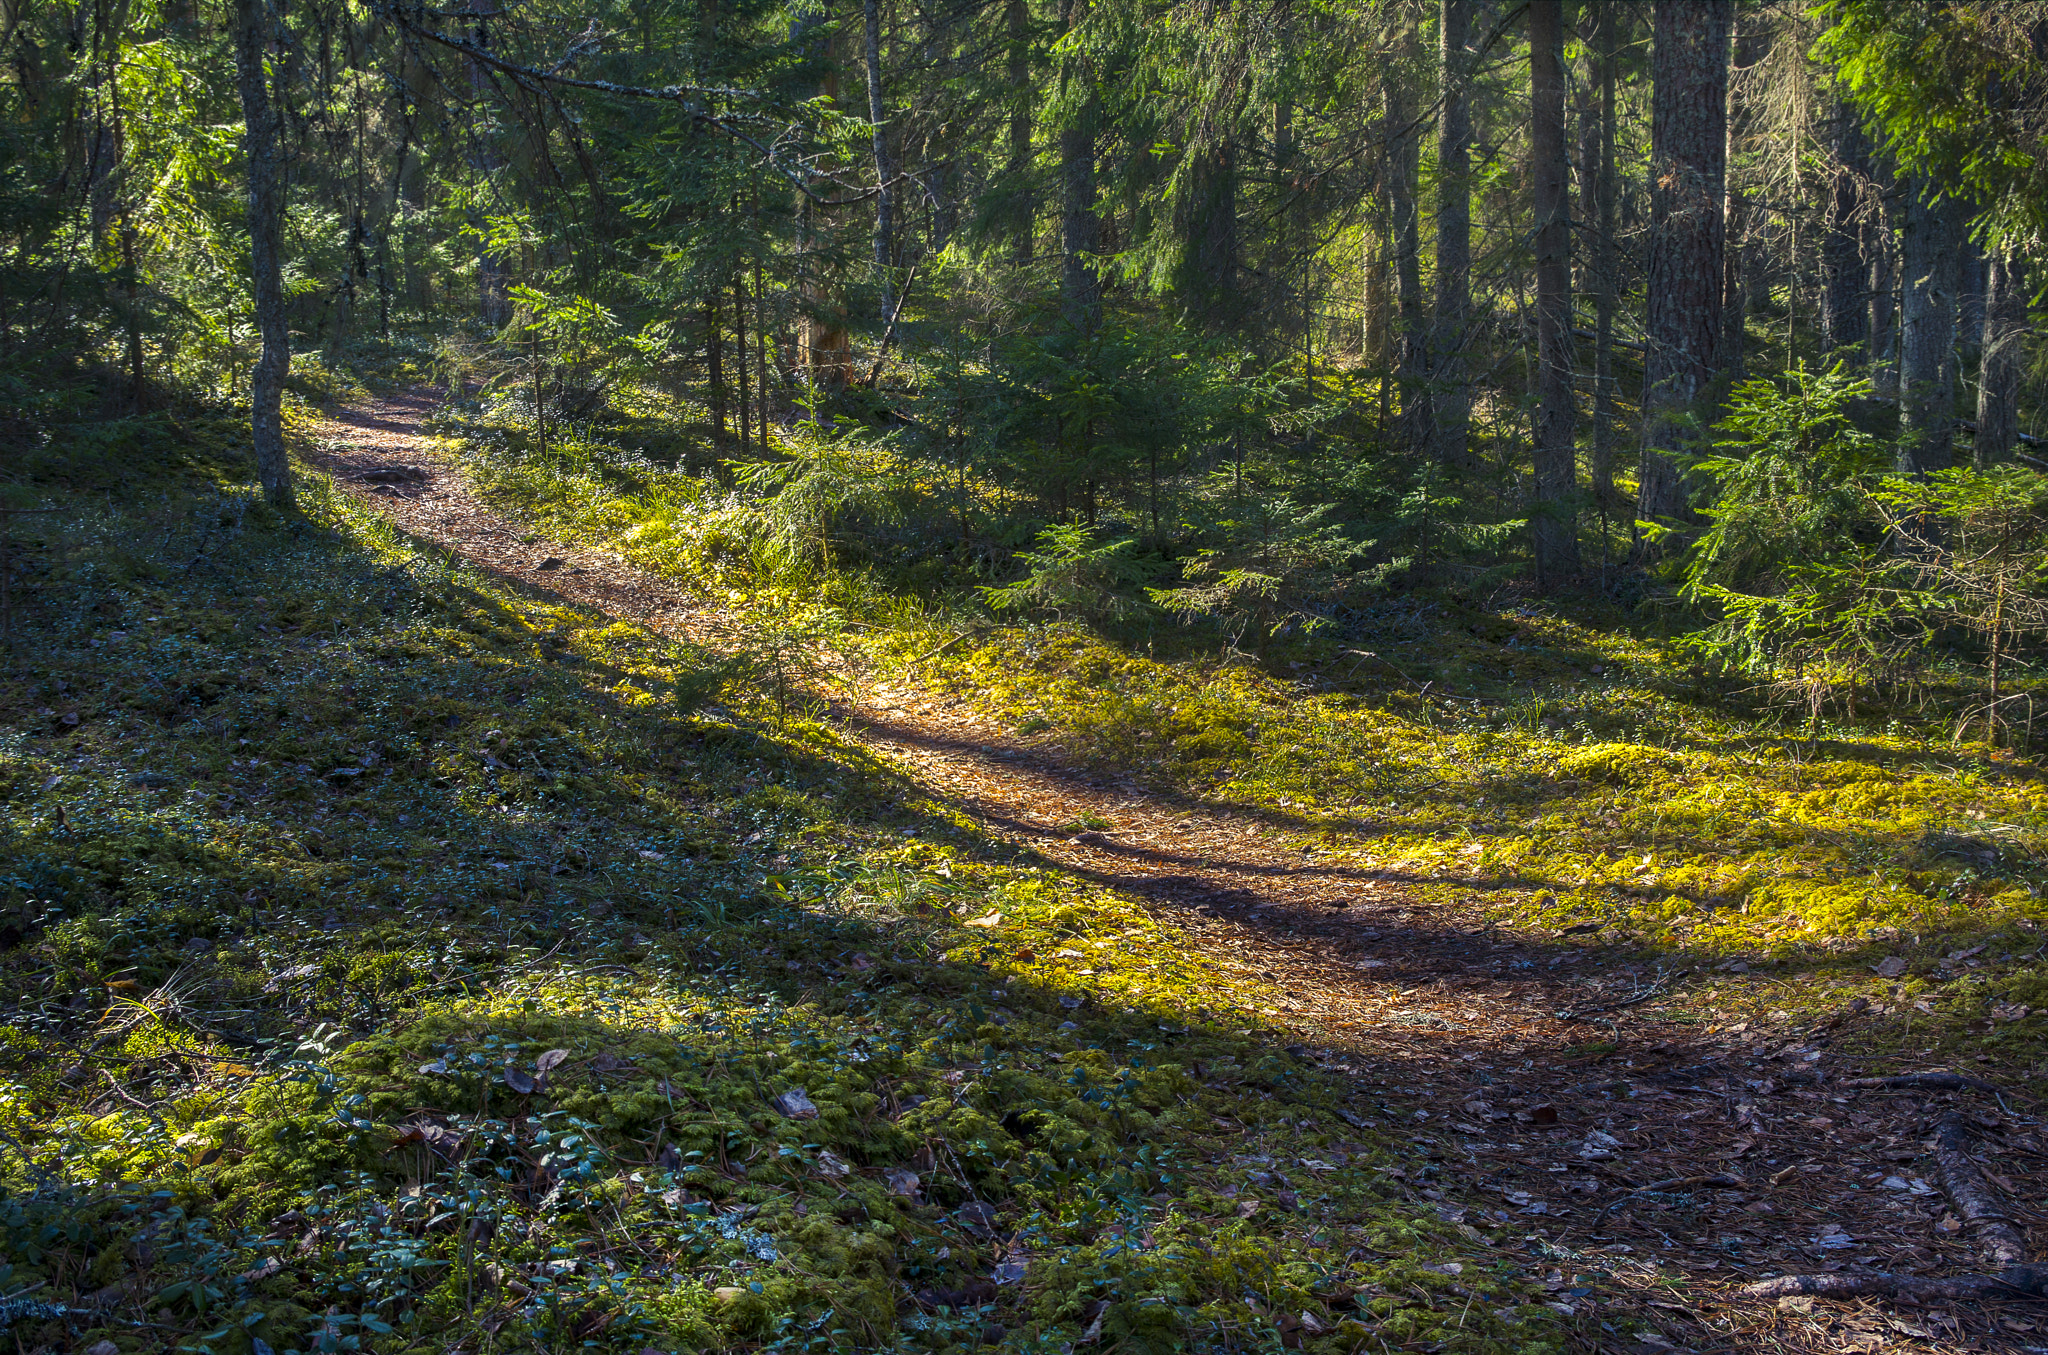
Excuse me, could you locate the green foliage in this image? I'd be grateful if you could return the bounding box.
[982,522,1159,623]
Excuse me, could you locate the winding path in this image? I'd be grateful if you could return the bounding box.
[308,391,2023,1354]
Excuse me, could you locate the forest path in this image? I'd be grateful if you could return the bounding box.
[308,392,2018,1355]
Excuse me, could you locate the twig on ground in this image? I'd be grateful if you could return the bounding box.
[1840,1070,2013,1096]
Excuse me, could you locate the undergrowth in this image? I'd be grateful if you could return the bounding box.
[0,411,1547,1353]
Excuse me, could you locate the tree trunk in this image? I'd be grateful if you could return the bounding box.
[468,0,510,329]
[1428,0,1472,470]
[1898,178,1963,475]
[1008,0,1032,264]
[863,0,895,319]
[1976,251,2026,466]
[1058,0,1099,334]
[1530,0,1578,587]
[1178,138,1240,327]
[1822,102,1870,363]
[735,273,753,456]
[708,290,727,453]
[1633,0,1730,565]
[1718,5,1748,382]
[1868,157,1898,399]
[1586,0,1621,565]
[1387,24,1428,453]
[231,0,293,508]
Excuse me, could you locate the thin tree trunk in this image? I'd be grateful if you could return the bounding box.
[1633,0,1730,565]
[1429,0,1472,470]
[468,0,510,328]
[1719,5,1747,383]
[1530,0,1578,587]
[863,0,895,319]
[1976,251,2026,466]
[1587,0,1620,569]
[1058,0,1099,334]
[1388,22,1428,453]
[755,251,771,448]
[1898,177,1962,475]
[231,0,293,508]
[735,273,752,456]
[1822,101,1870,363]
[708,290,727,453]
[1868,157,1898,399]
[1007,0,1032,264]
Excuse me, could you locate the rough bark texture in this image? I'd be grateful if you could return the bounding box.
[1529,0,1577,586]
[231,0,293,508]
[863,0,895,318]
[1633,0,1729,564]
[1718,6,1749,382]
[1977,251,2027,466]
[1898,178,1962,475]
[1058,0,1099,334]
[1933,1113,2029,1266]
[1823,104,1870,362]
[1428,0,1471,471]
[1386,53,1427,454]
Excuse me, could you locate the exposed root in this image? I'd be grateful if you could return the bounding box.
[1592,1173,1746,1226]
[1932,1111,2029,1266]
[1743,1110,2039,1305]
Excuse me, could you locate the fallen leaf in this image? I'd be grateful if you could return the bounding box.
[1873,955,1908,978]
[816,1150,852,1178]
[992,1260,1028,1285]
[963,912,1003,928]
[536,1048,571,1075]
[884,1168,922,1199]
[503,1066,536,1095]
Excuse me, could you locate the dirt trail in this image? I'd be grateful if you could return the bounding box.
[310,394,2040,1353]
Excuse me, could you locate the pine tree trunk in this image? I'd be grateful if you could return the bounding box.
[1588,0,1620,562]
[1898,178,1962,475]
[863,0,895,319]
[1976,251,2026,466]
[1058,0,1099,334]
[1008,0,1032,264]
[1633,0,1730,565]
[1822,103,1870,362]
[231,0,293,508]
[1428,0,1472,470]
[1868,161,1898,399]
[1387,25,1428,453]
[1719,6,1747,382]
[469,0,510,329]
[1530,0,1578,587]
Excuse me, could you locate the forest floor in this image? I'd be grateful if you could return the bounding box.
[300,388,2048,1354]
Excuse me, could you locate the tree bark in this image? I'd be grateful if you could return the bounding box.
[1530,0,1578,587]
[1588,0,1620,561]
[1386,40,1428,452]
[1822,102,1870,363]
[1007,0,1032,264]
[1898,178,1963,475]
[1058,0,1099,334]
[863,0,895,319]
[468,0,510,329]
[231,0,293,508]
[1868,157,1898,399]
[1428,0,1472,471]
[1976,250,2027,466]
[1633,0,1730,565]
